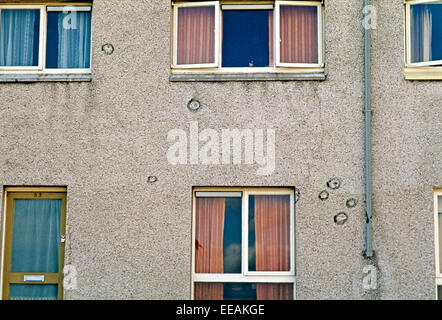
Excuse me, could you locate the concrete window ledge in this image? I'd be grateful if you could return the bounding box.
[170,72,326,82]
[404,67,442,80]
[0,74,92,83]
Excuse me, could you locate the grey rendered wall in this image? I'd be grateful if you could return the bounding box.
[0,0,439,299]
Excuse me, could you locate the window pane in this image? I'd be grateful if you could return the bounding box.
[177,6,215,65]
[0,9,40,67]
[46,10,91,68]
[195,197,241,274]
[280,5,318,64]
[11,199,62,273]
[249,195,290,272]
[10,284,58,300]
[194,283,293,300]
[438,285,442,300]
[410,3,442,63]
[222,10,272,67]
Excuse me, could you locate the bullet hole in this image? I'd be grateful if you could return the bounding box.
[295,188,300,203]
[187,98,201,112]
[147,176,158,183]
[319,190,329,201]
[334,212,348,225]
[327,177,342,190]
[346,198,358,208]
[101,43,114,55]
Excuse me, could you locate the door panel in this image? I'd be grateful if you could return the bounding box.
[2,191,66,300]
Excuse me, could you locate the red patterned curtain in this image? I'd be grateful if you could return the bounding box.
[194,197,225,299]
[177,6,215,65]
[257,283,293,300]
[194,283,224,300]
[269,11,274,67]
[254,195,290,272]
[280,5,318,64]
[254,195,291,300]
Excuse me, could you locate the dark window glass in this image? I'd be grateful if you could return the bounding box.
[223,283,257,300]
[222,10,271,67]
[223,197,242,273]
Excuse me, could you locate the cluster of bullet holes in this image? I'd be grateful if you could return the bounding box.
[318,177,358,226]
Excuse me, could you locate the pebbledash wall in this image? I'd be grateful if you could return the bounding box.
[0,0,440,300]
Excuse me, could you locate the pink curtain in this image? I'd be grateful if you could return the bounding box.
[194,283,224,300]
[177,6,215,65]
[280,5,318,64]
[254,195,291,273]
[195,198,225,273]
[257,283,293,300]
[194,197,225,300]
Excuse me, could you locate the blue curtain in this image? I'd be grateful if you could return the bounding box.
[10,284,58,301]
[57,11,91,68]
[0,9,39,66]
[9,199,61,300]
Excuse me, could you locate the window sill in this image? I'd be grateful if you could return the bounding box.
[0,73,92,83]
[405,67,442,80]
[170,71,326,82]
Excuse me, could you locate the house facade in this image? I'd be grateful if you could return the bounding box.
[0,0,441,300]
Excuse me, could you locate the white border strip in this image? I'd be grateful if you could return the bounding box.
[195,191,242,198]
[221,5,274,10]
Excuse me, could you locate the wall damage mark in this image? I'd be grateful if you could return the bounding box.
[295,187,300,203]
[318,190,329,201]
[101,43,114,55]
[187,98,201,112]
[147,176,158,183]
[334,212,348,225]
[327,177,342,190]
[346,198,358,208]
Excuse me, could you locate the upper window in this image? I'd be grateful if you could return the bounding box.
[192,188,295,300]
[405,0,442,79]
[0,4,92,74]
[172,1,323,75]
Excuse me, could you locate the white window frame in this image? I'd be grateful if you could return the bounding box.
[191,187,296,300]
[171,0,324,71]
[0,4,92,74]
[0,5,46,72]
[275,0,324,68]
[172,1,220,69]
[434,189,442,299]
[405,0,442,67]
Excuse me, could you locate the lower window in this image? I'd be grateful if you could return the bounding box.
[2,187,67,300]
[191,188,295,300]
